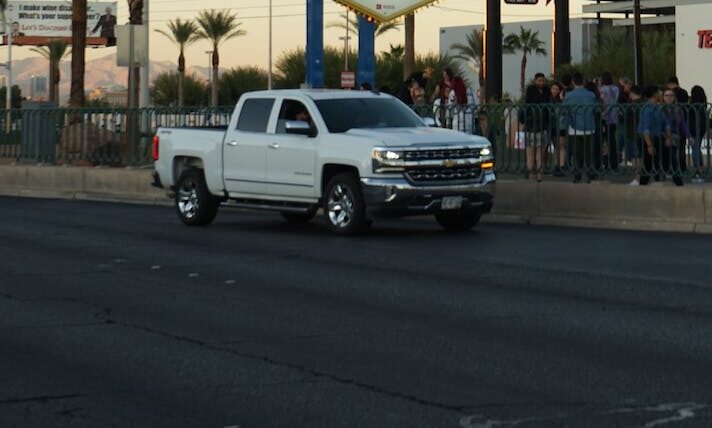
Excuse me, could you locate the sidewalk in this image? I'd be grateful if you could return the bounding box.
[2,165,711,234]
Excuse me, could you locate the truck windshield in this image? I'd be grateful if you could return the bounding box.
[314,98,424,133]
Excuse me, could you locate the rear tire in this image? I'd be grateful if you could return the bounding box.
[435,209,481,231]
[174,169,219,226]
[323,173,368,235]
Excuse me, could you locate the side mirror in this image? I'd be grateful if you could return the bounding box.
[285,120,315,137]
[423,117,437,127]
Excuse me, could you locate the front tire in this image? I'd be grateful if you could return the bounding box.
[435,209,481,231]
[175,169,219,226]
[323,173,368,235]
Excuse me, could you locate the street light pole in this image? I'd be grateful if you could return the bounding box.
[140,0,149,106]
[268,0,272,90]
[344,9,349,71]
[205,51,213,85]
[633,0,644,85]
[6,24,12,133]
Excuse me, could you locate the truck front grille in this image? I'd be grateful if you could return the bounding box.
[406,165,482,183]
[404,148,480,161]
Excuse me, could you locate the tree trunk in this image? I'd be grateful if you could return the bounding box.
[478,62,485,104]
[70,0,87,108]
[403,14,415,81]
[520,54,527,100]
[49,60,60,105]
[211,47,219,107]
[178,51,185,107]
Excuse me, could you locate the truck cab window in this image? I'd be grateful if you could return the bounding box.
[236,98,275,133]
[276,100,313,134]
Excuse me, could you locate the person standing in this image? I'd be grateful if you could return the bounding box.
[666,76,689,104]
[662,89,689,186]
[550,81,567,176]
[563,73,598,183]
[638,86,668,186]
[599,72,620,171]
[519,72,551,181]
[626,85,644,185]
[688,86,709,183]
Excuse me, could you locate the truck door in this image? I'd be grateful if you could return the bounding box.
[266,99,318,199]
[222,98,276,196]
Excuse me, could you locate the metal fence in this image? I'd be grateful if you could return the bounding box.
[0,106,233,166]
[413,102,712,183]
[2,103,711,184]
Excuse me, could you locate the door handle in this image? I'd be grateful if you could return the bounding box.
[269,143,280,149]
[227,141,238,147]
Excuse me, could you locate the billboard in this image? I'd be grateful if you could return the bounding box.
[3,1,117,38]
[333,0,438,23]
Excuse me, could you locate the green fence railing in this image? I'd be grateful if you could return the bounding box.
[2,103,711,184]
[0,106,233,166]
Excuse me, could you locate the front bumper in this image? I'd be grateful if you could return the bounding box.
[360,173,496,217]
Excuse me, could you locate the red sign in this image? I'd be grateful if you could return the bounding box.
[698,30,712,49]
[341,71,356,89]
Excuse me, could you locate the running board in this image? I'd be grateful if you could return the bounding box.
[222,200,316,213]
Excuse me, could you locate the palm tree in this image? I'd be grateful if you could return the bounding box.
[70,0,87,108]
[327,13,401,39]
[450,29,484,103]
[196,10,246,107]
[156,19,200,107]
[30,40,70,105]
[504,26,547,98]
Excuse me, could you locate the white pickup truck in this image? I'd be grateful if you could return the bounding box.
[152,89,495,234]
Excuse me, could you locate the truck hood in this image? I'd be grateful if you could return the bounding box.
[344,127,489,148]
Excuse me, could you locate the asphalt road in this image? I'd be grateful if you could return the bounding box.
[2,196,712,428]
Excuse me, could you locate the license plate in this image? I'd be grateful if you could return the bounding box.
[441,196,463,210]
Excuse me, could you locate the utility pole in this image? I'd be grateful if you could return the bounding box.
[3,25,12,133]
[484,0,502,102]
[633,0,644,85]
[140,0,149,106]
[553,0,571,76]
[268,0,272,89]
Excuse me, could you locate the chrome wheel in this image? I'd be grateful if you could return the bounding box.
[177,179,199,220]
[327,184,354,228]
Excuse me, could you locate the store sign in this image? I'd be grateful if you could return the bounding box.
[4,1,117,38]
[333,0,437,22]
[698,29,712,49]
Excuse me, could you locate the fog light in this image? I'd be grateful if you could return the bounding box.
[481,162,494,170]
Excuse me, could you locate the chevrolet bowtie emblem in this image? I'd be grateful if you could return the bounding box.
[443,159,457,168]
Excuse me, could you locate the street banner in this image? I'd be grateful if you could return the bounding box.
[333,0,437,22]
[3,1,117,38]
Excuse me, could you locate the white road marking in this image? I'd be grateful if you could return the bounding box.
[150,265,161,270]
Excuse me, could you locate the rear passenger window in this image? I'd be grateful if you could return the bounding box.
[236,98,275,133]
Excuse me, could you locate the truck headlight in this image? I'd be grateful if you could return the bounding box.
[372,149,405,173]
[480,146,491,157]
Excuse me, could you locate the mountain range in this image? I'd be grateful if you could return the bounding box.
[10,53,212,103]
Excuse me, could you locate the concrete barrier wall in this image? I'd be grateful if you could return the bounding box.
[1,165,710,234]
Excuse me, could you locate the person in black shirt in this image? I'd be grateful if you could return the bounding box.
[519,72,551,181]
[666,76,689,104]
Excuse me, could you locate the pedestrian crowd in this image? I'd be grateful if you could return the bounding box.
[395,67,711,186]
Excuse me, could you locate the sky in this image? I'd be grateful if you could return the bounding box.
[11,0,593,71]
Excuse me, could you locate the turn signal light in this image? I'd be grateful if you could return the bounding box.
[481,162,494,170]
[152,135,160,161]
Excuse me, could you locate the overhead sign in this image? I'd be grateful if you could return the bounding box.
[3,1,117,38]
[332,0,438,23]
[505,0,539,4]
[116,25,148,67]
